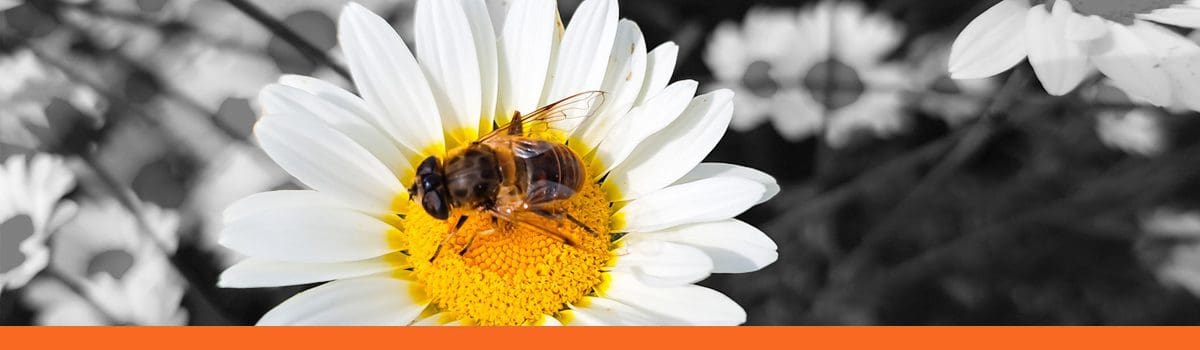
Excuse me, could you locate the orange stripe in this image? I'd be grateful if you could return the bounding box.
[0,326,1193,350]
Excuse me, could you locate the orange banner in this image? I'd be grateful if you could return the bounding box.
[0,326,1192,350]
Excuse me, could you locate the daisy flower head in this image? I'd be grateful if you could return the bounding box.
[949,0,1200,111]
[704,7,799,136]
[22,199,187,325]
[772,1,910,147]
[220,0,780,326]
[0,153,77,295]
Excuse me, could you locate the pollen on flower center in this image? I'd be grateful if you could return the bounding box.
[401,175,613,326]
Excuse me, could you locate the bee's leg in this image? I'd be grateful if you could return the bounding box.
[489,208,577,247]
[530,208,597,237]
[430,214,470,262]
[458,230,479,255]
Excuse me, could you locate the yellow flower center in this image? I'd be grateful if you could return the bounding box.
[400,171,613,326]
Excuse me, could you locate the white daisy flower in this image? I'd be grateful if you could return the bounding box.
[0,153,77,296]
[949,0,1200,112]
[219,0,780,326]
[22,199,187,325]
[704,7,798,136]
[772,1,910,147]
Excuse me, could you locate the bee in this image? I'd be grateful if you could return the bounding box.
[408,91,605,261]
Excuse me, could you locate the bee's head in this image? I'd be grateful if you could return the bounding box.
[410,156,451,220]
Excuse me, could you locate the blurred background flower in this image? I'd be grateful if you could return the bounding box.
[0,154,76,297]
[22,199,186,325]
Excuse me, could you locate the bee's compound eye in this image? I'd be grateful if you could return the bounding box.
[422,189,450,220]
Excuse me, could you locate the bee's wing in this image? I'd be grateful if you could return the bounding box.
[510,139,554,158]
[524,179,577,206]
[478,91,606,142]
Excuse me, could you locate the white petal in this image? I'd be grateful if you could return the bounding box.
[1064,13,1109,41]
[416,0,482,145]
[570,19,648,155]
[1024,3,1091,96]
[634,42,679,106]
[1138,6,1200,29]
[275,75,379,136]
[462,0,500,134]
[1126,20,1200,112]
[603,90,733,201]
[1090,22,1173,107]
[949,0,1029,79]
[497,0,558,119]
[610,239,712,286]
[599,271,746,325]
[588,80,698,179]
[627,219,778,274]
[613,176,765,233]
[259,84,415,183]
[543,0,619,133]
[223,190,362,223]
[538,314,563,326]
[221,205,402,263]
[563,296,658,325]
[258,275,428,325]
[339,3,444,156]
[218,255,402,288]
[273,77,398,150]
[674,163,779,204]
[253,115,405,212]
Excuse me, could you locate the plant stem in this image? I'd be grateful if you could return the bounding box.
[220,0,352,81]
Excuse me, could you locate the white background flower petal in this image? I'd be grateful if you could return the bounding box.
[627,219,778,274]
[416,0,483,145]
[1090,22,1173,107]
[1025,3,1091,96]
[218,256,400,288]
[258,275,427,325]
[603,90,734,201]
[340,3,445,156]
[614,176,765,233]
[221,206,401,263]
[254,115,405,212]
[600,271,746,325]
[949,0,1029,79]
[1138,6,1200,29]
